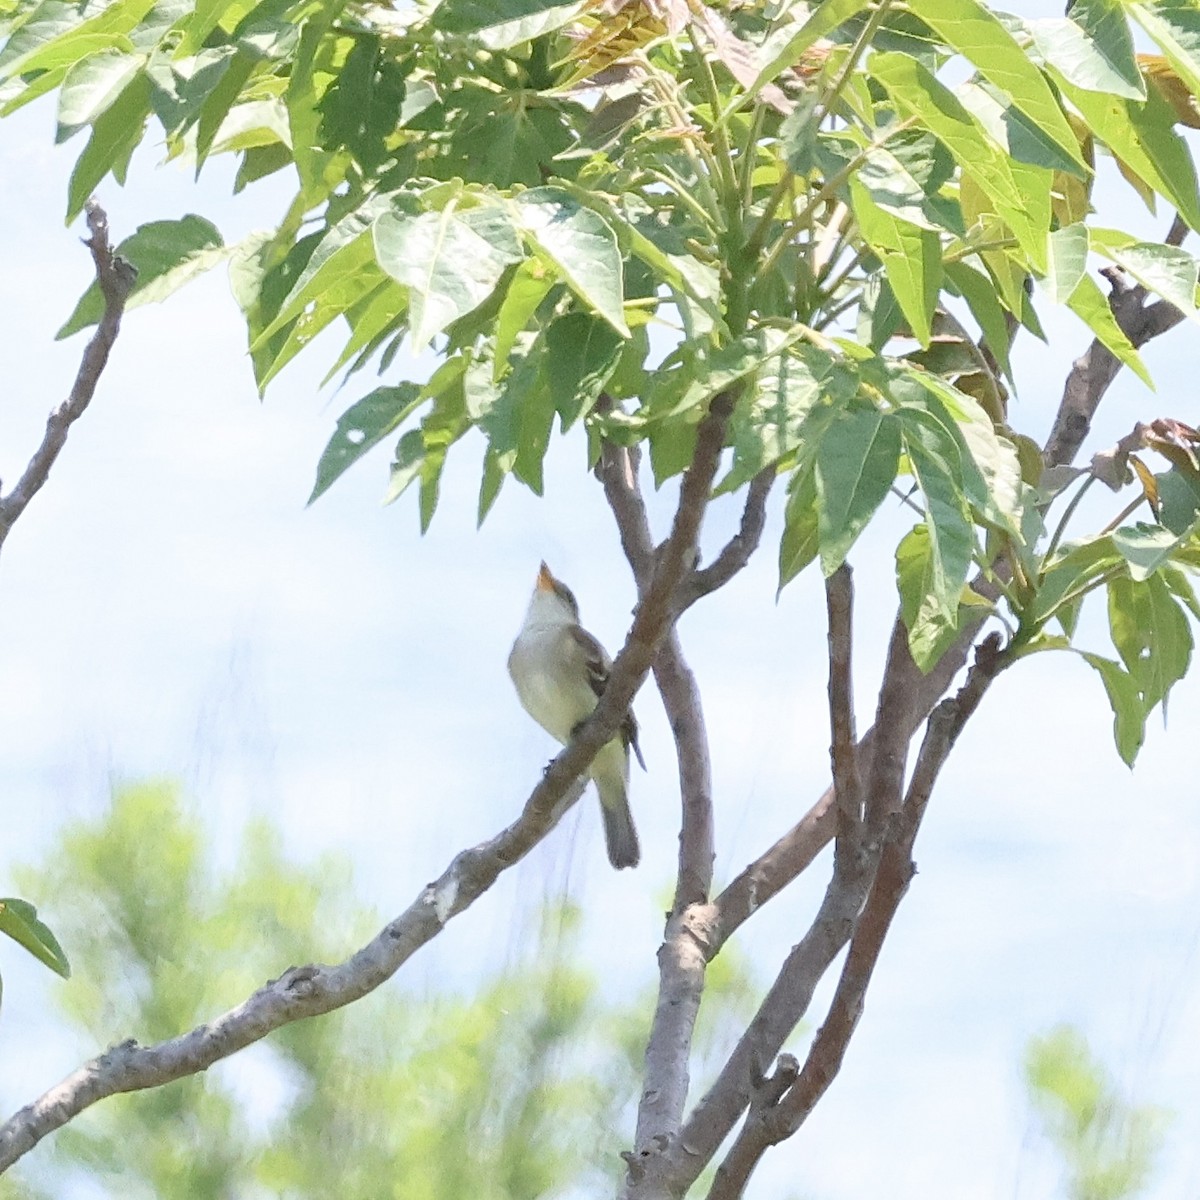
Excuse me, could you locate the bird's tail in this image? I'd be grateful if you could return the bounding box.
[593,741,640,869]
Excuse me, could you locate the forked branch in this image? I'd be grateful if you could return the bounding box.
[706,636,1006,1198]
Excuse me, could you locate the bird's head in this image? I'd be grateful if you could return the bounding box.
[529,561,580,625]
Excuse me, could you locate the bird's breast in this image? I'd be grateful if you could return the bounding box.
[508,627,595,745]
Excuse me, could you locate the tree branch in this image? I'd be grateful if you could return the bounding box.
[824,565,861,853]
[679,468,775,608]
[0,202,137,555]
[663,613,925,1194]
[706,636,1006,1199]
[0,392,739,1179]
[705,207,1194,960]
[597,437,720,1172]
[1043,214,1188,469]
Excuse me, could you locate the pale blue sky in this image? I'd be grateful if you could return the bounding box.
[2,47,1200,1198]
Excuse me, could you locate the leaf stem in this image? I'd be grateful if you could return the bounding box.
[1043,472,1097,564]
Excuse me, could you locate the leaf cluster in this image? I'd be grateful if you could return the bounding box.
[5,0,1200,760]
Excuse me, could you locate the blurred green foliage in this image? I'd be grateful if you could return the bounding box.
[0,780,756,1200]
[1026,1024,1169,1200]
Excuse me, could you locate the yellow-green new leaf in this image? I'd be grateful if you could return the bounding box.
[1042,222,1089,304]
[1129,1,1200,102]
[870,52,1052,271]
[908,0,1088,173]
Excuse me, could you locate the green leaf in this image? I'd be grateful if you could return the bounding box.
[648,418,699,489]
[1064,270,1153,387]
[649,328,801,423]
[177,0,242,56]
[56,47,145,138]
[0,898,70,978]
[309,384,424,504]
[374,200,524,349]
[1089,233,1200,322]
[0,0,156,79]
[898,413,976,623]
[493,258,556,372]
[1160,562,1200,620]
[285,13,346,201]
[263,197,392,340]
[1107,572,1192,711]
[387,380,471,530]
[849,181,940,348]
[852,127,963,234]
[816,407,901,573]
[320,280,408,385]
[544,312,623,431]
[1056,76,1200,232]
[892,367,1025,534]
[469,334,556,495]
[1025,535,1121,628]
[1028,4,1145,100]
[849,179,941,346]
[57,214,226,339]
[1111,522,1182,580]
[511,187,628,336]
[957,79,1091,177]
[1128,1,1200,103]
[907,0,1089,173]
[248,205,392,390]
[778,465,820,592]
[316,34,406,174]
[1078,652,1146,765]
[1042,222,1089,304]
[895,523,970,671]
[432,0,584,49]
[477,444,507,526]
[65,69,150,222]
[1157,466,1200,534]
[446,88,576,190]
[720,342,855,491]
[869,52,1052,270]
[944,261,1014,383]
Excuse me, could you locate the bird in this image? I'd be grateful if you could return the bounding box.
[508,561,645,869]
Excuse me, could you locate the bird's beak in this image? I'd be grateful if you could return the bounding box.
[537,561,556,592]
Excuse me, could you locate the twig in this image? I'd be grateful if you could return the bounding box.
[0,202,137,554]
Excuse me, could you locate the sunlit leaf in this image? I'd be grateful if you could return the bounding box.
[512,187,628,336]
[1028,4,1144,101]
[374,200,524,349]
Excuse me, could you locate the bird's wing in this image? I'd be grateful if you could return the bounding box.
[569,625,646,771]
